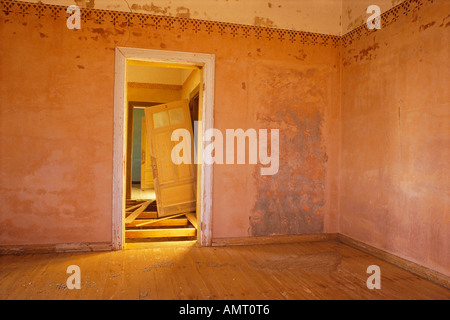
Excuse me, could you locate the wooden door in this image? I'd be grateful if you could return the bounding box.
[144,100,196,217]
[140,116,154,190]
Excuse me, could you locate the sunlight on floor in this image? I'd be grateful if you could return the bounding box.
[131,185,156,200]
[125,240,198,250]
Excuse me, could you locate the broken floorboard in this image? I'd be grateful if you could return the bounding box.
[125,202,148,212]
[185,213,197,229]
[125,200,197,243]
[135,213,186,227]
[126,218,189,228]
[124,201,151,224]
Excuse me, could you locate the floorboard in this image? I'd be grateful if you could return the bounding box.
[0,241,448,300]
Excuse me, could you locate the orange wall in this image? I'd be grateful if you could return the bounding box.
[0,2,340,245]
[0,1,446,277]
[341,0,449,275]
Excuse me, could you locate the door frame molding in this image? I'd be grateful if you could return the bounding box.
[112,47,215,249]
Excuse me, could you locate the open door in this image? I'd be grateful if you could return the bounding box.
[144,99,196,217]
[140,116,154,190]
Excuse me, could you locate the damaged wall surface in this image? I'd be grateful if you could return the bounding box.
[248,62,334,236]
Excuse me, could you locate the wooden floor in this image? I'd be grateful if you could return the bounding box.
[0,240,448,300]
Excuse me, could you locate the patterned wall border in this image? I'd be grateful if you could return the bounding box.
[0,0,436,48]
[0,0,342,47]
[342,0,434,47]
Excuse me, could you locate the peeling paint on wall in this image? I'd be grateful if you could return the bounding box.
[130,2,170,15]
[354,40,380,62]
[254,16,275,28]
[249,64,328,236]
[176,6,191,19]
[75,0,95,9]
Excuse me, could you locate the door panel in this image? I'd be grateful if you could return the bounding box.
[154,131,176,183]
[144,100,196,217]
[140,116,154,190]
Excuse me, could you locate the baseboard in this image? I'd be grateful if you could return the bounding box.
[212,233,339,246]
[338,234,450,289]
[0,242,112,255]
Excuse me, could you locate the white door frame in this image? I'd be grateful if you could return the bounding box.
[112,47,215,249]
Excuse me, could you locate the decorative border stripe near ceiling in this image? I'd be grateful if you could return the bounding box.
[342,0,434,47]
[0,0,435,48]
[0,0,341,47]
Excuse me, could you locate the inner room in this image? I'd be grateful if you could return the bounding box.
[124,61,201,247]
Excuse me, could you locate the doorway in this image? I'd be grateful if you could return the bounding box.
[113,48,215,250]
